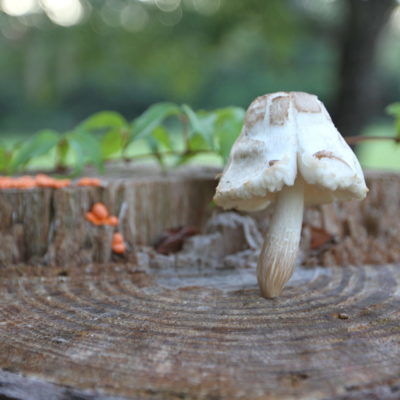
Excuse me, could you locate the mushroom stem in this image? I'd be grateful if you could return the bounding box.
[257,178,304,298]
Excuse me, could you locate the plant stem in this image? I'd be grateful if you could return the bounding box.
[121,149,215,163]
[345,136,400,145]
[180,115,190,152]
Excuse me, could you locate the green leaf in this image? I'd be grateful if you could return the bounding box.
[386,103,400,117]
[77,111,129,158]
[0,147,7,173]
[396,121,400,138]
[101,130,123,158]
[131,102,180,140]
[188,132,209,151]
[79,111,127,132]
[145,135,158,153]
[144,135,165,167]
[67,130,104,173]
[10,130,60,173]
[55,138,70,169]
[214,107,245,163]
[174,152,197,166]
[151,126,173,150]
[181,104,215,149]
[386,103,400,138]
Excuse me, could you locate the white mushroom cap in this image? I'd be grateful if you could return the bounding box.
[214,91,368,211]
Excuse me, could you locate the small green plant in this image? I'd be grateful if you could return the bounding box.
[0,104,245,176]
[2,101,399,176]
[386,102,400,139]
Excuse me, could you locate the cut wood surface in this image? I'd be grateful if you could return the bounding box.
[0,167,399,267]
[0,262,400,400]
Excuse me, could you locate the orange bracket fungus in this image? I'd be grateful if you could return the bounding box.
[112,232,126,254]
[85,202,119,227]
[92,202,109,220]
[0,174,71,190]
[77,177,102,187]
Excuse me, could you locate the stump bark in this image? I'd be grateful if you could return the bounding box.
[0,166,399,267]
[0,165,217,267]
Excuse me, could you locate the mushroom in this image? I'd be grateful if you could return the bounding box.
[214,92,368,298]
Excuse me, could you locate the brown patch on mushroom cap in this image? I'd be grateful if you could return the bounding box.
[232,139,265,162]
[313,150,351,168]
[270,96,290,125]
[243,95,269,133]
[292,92,321,113]
[269,160,279,167]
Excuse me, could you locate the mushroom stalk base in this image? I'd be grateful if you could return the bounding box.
[257,179,304,298]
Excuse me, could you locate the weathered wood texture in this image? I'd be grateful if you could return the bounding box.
[0,166,217,267]
[0,262,399,400]
[300,170,400,266]
[1,168,399,268]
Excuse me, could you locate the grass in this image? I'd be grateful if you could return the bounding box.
[357,123,400,171]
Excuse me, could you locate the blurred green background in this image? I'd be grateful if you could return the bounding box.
[0,0,399,170]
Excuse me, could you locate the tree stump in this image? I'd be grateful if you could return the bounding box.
[0,165,218,267]
[0,167,400,400]
[0,167,399,268]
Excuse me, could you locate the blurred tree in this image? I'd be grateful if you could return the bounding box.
[0,0,399,136]
[333,0,397,137]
